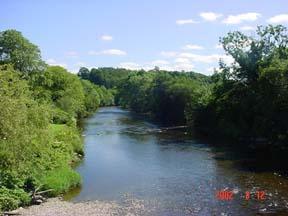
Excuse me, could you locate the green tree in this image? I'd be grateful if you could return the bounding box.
[207,25,288,145]
[81,80,101,114]
[0,64,50,176]
[0,30,45,74]
[78,67,90,80]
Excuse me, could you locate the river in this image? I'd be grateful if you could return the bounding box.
[65,107,288,215]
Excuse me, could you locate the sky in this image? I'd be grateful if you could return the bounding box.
[1,0,288,75]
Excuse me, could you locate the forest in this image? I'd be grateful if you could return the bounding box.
[79,25,288,162]
[1,24,288,211]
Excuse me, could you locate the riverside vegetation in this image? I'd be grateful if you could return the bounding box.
[1,24,288,211]
[0,30,114,211]
[79,25,288,168]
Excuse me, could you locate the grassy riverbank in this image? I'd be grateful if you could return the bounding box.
[0,123,81,211]
[0,30,114,211]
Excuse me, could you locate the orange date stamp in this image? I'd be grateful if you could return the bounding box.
[216,190,266,201]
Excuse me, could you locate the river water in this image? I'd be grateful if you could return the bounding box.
[65,107,288,215]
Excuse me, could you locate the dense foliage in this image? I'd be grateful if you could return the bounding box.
[0,30,113,211]
[0,30,45,74]
[79,67,211,125]
[203,25,288,148]
[79,25,288,153]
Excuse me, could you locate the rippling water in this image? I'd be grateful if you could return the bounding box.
[65,107,288,215]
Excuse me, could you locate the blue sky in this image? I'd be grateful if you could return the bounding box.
[1,0,288,75]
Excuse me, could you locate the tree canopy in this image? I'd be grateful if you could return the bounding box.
[0,30,114,211]
[0,30,46,74]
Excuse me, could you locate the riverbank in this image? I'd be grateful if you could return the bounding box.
[10,197,146,216]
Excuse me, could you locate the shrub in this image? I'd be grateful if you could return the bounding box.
[0,187,31,211]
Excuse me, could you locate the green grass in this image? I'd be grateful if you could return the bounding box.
[39,124,83,196]
[40,166,81,196]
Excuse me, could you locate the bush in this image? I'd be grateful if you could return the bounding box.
[49,124,83,156]
[0,187,31,211]
[0,196,18,211]
[51,107,72,124]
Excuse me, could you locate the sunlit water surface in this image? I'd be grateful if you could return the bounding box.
[65,107,288,215]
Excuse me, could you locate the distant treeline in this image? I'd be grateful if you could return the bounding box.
[79,25,288,153]
[0,30,114,211]
[78,66,211,125]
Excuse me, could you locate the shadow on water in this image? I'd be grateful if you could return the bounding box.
[65,107,288,215]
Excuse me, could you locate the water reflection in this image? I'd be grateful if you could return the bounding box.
[65,107,288,215]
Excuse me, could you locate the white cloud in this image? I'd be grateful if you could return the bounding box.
[117,50,235,73]
[70,63,92,74]
[118,60,195,72]
[215,44,222,49]
[174,58,190,63]
[69,68,79,74]
[118,62,141,70]
[65,51,78,58]
[200,12,222,21]
[152,59,194,71]
[171,63,195,71]
[151,60,169,65]
[267,14,288,24]
[179,53,234,64]
[176,19,198,25]
[160,51,178,57]
[154,63,194,72]
[46,58,67,68]
[179,53,195,59]
[88,50,98,55]
[160,48,234,65]
[207,67,216,74]
[239,26,255,31]
[102,49,126,55]
[222,12,261,24]
[88,49,127,56]
[46,58,56,64]
[75,62,87,67]
[100,35,113,41]
[182,44,204,50]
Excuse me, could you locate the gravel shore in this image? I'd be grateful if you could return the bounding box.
[13,197,148,216]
